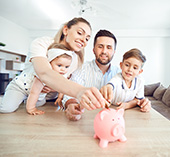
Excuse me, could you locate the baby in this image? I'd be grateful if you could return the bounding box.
[26,47,73,115]
[0,44,73,115]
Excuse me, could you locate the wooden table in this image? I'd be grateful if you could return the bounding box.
[0,102,170,157]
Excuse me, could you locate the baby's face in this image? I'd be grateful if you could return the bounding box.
[50,57,72,75]
[120,57,143,82]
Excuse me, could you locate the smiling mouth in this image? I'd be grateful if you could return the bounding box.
[59,72,65,75]
[100,55,108,59]
[125,72,132,77]
[76,41,83,48]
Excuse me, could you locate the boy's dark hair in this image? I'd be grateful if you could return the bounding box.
[123,48,146,67]
[94,30,117,50]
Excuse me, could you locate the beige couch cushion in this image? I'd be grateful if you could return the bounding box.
[162,86,170,107]
[144,82,160,96]
[153,85,167,100]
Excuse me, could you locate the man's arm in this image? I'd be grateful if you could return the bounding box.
[26,77,45,115]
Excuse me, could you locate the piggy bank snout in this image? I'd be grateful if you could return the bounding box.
[111,123,125,137]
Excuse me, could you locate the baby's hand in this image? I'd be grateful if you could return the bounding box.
[27,107,45,115]
[54,97,64,110]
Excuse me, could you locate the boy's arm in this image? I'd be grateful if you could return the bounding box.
[116,98,151,112]
[116,98,139,110]
[26,77,45,115]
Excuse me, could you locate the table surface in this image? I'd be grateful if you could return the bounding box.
[0,102,170,157]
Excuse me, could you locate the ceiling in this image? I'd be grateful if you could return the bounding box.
[0,0,170,31]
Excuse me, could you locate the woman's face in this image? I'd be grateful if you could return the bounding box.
[62,22,91,52]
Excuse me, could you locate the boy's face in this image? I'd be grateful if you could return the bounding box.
[120,57,143,82]
[50,57,72,75]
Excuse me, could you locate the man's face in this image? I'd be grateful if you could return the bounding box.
[93,36,115,65]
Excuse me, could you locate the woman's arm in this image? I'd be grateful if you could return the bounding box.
[32,57,106,110]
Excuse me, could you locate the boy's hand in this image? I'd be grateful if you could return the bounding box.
[100,84,113,103]
[27,107,45,115]
[116,102,126,110]
[137,98,151,112]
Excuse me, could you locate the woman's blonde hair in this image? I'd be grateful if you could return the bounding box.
[48,17,91,67]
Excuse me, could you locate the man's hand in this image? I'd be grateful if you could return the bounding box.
[100,84,113,103]
[65,103,84,121]
[137,98,151,112]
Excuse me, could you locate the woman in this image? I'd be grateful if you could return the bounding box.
[0,17,106,113]
[30,17,107,110]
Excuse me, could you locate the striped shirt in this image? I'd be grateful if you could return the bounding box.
[62,59,120,105]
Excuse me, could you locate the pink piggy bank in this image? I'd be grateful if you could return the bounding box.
[94,108,127,148]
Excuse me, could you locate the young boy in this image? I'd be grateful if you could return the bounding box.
[100,48,151,112]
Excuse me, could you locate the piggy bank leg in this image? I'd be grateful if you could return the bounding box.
[99,139,109,148]
[118,135,127,142]
[94,134,99,139]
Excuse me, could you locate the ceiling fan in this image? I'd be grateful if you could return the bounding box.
[71,0,96,15]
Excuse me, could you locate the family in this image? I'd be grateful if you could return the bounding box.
[0,17,151,120]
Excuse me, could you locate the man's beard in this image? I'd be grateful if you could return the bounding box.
[96,55,113,65]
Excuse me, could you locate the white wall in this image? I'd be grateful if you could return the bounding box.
[0,16,30,78]
[0,16,30,55]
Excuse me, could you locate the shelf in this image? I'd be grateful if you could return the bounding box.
[6,60,24,71]
[0,49,26,62]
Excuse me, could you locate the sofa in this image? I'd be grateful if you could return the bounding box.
[144,82,170,120]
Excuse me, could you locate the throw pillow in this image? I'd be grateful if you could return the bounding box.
[144,82,160,96]
[162,85,170,107]
[153,85,167,100]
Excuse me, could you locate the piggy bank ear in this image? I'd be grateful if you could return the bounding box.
[117,108,124,116]
[99,111,109,120]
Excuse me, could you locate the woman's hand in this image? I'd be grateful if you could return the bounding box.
[26,107,45,115]
[77,87,109,110]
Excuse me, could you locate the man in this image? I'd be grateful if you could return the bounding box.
[62,29,120,120]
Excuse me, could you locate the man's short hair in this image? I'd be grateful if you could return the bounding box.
[94,30,117,50]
